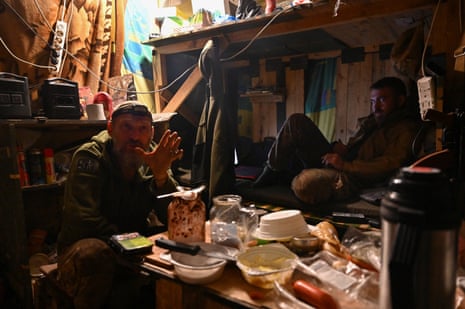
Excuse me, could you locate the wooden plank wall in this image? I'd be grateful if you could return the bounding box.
[335,51,404,143]
[250,59,279,142]
[248,46,406,143]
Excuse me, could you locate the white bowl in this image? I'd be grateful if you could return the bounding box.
[169,243,227,284]
[253,210,309,241]
[236,243,298,289]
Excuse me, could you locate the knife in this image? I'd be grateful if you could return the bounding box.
[155,238,237,262]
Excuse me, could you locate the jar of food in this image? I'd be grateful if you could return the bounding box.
[167,190,206,243]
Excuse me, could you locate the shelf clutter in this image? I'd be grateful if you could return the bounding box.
[16,146,56,187]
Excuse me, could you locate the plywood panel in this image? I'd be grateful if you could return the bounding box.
[285,68,305,116]
[251,60,278,142]
[346,63,363,137]
[335,58,349,143]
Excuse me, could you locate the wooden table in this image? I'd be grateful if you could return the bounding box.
[143,234,279,309]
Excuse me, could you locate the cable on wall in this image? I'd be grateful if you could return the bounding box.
[420,0,441,77]
[0,1,303,95]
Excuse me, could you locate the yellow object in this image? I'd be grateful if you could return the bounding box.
[236,243,298,289]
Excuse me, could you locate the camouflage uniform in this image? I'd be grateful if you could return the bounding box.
[57,130,177,308]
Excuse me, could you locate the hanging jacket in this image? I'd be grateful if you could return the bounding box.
[191,40,237,204]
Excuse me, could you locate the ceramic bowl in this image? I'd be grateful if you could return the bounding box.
[236,243,298,289]
[170,250,227,285]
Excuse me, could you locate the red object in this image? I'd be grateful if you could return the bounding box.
[16,146,29,187]
[93,91,113,119]
[43,148,56,184]
[265,0,276,13]
[292,280,340,309]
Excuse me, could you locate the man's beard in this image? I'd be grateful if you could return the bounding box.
[120,151,144,169]
[113,143,146,170]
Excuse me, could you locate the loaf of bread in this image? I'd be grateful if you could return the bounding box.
[167,196,206,242]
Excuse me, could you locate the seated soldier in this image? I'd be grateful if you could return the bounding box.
[56,101,183,308]
[253,77,420,205]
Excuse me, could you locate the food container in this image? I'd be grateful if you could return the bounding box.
[168,243,228,284]
[236,243,298,289]
[253,210,309,241]
[289,234,321,254]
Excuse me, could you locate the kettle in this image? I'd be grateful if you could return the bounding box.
[379,166,460,309]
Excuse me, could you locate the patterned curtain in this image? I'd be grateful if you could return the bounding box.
[304,57,337,141]
[0,0,114,95]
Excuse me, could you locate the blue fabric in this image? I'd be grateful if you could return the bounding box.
[123,1,154,80]
[304,58,337,140]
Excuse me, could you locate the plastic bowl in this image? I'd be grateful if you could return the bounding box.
[170,245,227,284]
[236,243,298,289]
[253,210,309,241]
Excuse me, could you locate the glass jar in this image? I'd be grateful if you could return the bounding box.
[210,194,243,248]
[168,193,206,243]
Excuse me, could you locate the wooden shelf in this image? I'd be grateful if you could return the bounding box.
[143,0,434,58]
[21,179,66,192]
[241,92,285,104]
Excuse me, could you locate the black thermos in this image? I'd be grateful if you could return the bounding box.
[380,166,460,309]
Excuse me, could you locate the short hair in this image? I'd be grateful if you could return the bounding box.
[111,101,152,121]
[370,77,407,97]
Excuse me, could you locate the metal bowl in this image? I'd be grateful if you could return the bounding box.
[289,234,321,253]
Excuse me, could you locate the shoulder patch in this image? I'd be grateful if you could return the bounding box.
[76,158,99,174]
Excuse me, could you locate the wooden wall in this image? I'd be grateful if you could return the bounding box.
[244,47,406,144]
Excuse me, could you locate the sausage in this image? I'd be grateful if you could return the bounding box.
[292,279,340,309]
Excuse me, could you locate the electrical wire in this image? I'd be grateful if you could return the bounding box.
[220,5,293,62]
[1,0,51,48]
[1,0,292,94]
[420,0,441,77]
[0,37,54,70]
[61,0,67,21]
[33,0,54,31]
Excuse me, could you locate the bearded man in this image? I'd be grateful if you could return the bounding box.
[57,101,183,308]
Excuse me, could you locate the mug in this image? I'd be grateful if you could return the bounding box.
[86,103,106,120]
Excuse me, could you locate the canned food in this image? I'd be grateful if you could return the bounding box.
[28,148,45,185]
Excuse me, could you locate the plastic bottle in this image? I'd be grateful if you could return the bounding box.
[16,145,29,187]
[43,148,56,184]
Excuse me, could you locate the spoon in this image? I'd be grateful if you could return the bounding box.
[157,184,206,199]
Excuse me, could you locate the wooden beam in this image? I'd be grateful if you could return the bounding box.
[143,0,435,55]
[161,66,202,114]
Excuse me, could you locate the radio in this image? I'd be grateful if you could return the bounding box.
[0,72,32,119]
[41,77,81,119]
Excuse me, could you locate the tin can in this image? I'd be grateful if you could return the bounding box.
[28,148,45,185]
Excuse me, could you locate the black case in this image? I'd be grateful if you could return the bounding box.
[41,77,81,119]
[0,72,31,119]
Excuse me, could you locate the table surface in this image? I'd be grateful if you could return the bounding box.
[144,233,279,308]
